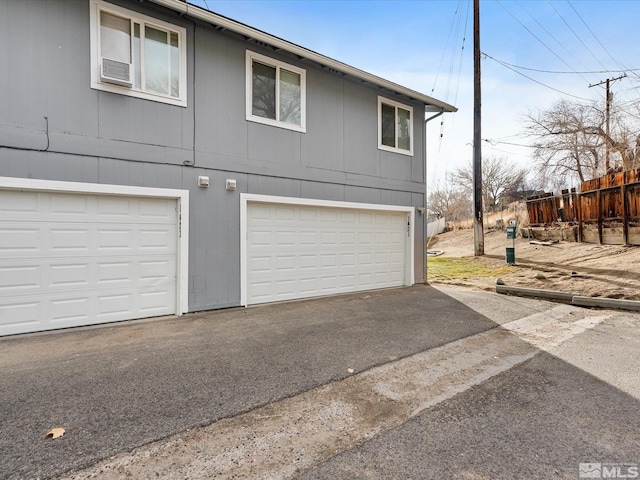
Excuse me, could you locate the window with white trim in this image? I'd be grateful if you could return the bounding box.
[90,0,187,107]
[246,51,306,132]
[378,96,413,156]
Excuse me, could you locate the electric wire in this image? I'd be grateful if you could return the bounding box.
[480,52,638,75]
[453,0,471,107]
[484,138,533,148]
[547,1,607,71]
[516,0,593,80]
[495,0,585,78]
[566,0,626,72]
[431,0,465,98]
[439,0,471,150]
[483,53,593,101]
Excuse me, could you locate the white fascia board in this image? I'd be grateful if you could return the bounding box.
[149,0,457,113]
[0,176,190,316]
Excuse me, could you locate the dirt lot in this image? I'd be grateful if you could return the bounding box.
[427,228,640,300]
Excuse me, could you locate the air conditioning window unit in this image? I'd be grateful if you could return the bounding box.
[100,57,133,87]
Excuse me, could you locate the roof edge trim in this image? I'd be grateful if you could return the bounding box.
[148,0,457,113]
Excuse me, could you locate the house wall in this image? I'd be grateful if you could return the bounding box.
[0,0,429,312]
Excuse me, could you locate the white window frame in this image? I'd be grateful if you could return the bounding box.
[377,96,414,156]
[245,50,306,133]
[89,0,187,107]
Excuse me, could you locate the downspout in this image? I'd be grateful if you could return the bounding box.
[423,108,445,283]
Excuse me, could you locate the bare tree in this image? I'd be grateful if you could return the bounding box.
[525,98,640,188]
[450,156,529,212]
[427,174,472,221]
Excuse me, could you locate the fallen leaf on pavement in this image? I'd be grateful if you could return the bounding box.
[45,428,66,440]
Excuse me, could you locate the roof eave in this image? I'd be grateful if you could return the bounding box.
[149,0,458,113]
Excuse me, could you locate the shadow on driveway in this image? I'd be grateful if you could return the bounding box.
[0,285,497,480]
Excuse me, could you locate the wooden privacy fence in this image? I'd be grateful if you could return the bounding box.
[525,168,640,245]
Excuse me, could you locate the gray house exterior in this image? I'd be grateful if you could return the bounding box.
[0,0,456,336]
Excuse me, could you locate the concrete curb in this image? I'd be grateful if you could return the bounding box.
[495,285,575,302]
[496,284,640,312]
[571,295,640,312]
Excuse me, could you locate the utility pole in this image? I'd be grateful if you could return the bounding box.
[473,0,484,255]
[589,73,626,172]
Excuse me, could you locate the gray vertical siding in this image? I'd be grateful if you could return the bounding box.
[0,0,430,311]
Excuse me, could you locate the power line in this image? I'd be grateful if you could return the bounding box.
[482,53,594,101]
[566,0,625,72]
[496,0,586,79]
[431,0,466,99]
[480,53,637,75]
[516,0,593,77]
[483,138,533,148]
[548,0,607,71]
[453,0,471,107]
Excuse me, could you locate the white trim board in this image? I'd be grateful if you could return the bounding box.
[240,193,415,306]
[0,176,189,317]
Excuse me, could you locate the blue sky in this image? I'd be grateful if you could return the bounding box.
[191,0,640,189]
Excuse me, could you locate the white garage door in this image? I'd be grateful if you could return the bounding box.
[244,197,413,305]
[0,188,181,336]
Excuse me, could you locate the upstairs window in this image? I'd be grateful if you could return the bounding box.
[90,0,187,107]
[378,97,413,156]
[246,51,306,132]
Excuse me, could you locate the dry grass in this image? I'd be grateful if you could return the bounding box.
[427,256,514,281]
[445,202,529,231]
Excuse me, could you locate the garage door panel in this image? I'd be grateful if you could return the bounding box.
[50,297,90,323]
[0,189,180,336]
[300,209,317,222]
[0,265,40,293]
[246,201,409,305]
[275,231,295,245]
[0,190,39,214]
[139,289,175,314]
[0,226,41,252]
[0,300,41,329]
[138,198,176,219]
[358,213,373,224]
[139,259,176,280]
[50,263,90,287]
[98,229,133,249]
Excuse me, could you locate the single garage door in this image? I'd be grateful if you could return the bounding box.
[0,186,182,336]
[243,196,413,305]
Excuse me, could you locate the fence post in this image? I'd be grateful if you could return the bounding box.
[597,189,603,245]
[623,182,629,245]
[576,190,582,243]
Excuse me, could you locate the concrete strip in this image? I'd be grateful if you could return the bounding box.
[61,307,610,480]
[496,284,575,302]
[572,295,640,311]
[496,284,640,312]
[500,304,612,350]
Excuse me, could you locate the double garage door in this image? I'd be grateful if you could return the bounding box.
[0,180,187,336]
[243,195,414,305]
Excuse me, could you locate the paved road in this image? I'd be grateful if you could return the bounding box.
[1,285,637,479]
[299,316,640,479]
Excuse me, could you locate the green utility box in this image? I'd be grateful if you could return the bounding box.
[506,221,516,264]
[506,247,515,265]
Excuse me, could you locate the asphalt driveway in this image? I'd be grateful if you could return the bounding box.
[1,285,498,480]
